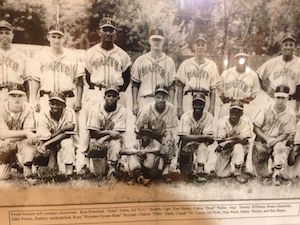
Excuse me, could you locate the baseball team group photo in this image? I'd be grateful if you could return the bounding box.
[1,0,300,202]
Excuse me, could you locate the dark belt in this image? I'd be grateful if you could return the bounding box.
[185,89,209,96]
[88,83,106,90]
[40,90,74,98]
[0,84,8,90]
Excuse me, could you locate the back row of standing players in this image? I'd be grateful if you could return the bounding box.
[0,16,300,185]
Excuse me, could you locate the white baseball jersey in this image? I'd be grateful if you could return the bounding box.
[131,52,176,96]
[176,57,220,93]
[0,47,30,86]
[178,110,213,136]
[257,55,300,95]
[253,104,296,138]
[216,115,252,140]
[37,107,77,141]
[87,103,127,132]
[31,47,85,92]
[136,102,178,132]
[294,121,300,145]
[219,66,260,100]
[0,102,35,131]
[86,43,131,87]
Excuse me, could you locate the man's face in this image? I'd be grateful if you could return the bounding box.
[8,93,25,109]
[0,28,13,49]
[141,135,151,148]
[235,56,248,67]
[155,92,167,111]
[193,100,205,115]
[229,108,243,125]
[194,39,207,56]
[149,37,164,51]
[99,27,116,44]
[47,33,65,50]
[274,96,288,111]
[281,40,295,57]
[49,99,65,115]
[104,91,119,107]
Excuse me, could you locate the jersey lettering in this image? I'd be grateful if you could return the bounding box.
[186,69,209,81]
[0,56,19,72]
[40,61,73,77]
[91,56,120,71]
[273,68,297,81]
[138,63,166,78]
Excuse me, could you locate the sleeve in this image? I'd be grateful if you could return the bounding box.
[215,119,227,140]
[283,113,296,134]
[23,107,36,131]
[253,109,265,128]
[86,106,101,131]
[165,106,178,130]
[30,55,41,82]
[239,117,253,139]
[177,113,191,135]
[217,71,226,96]
[85,50,92,74]
[121,51,132,73]
[135,105,149,130]
[167,58,176,86]
[63,109,77,134]
[22,54,31,82]
[251,70,261,97]
[0,117,8,130]
[36,115,51,141]
[256,61,268,80]
[175,61,186,85]
[75,52,86,78]
[131,57,141,83]
[294,121,300,145]
[113,108,127,132]
[210,62,221,89]
[202,114,213,135]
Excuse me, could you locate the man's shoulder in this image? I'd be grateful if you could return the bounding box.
[205,57,218,66]
[86,44,100,55]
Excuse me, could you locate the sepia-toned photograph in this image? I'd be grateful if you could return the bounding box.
[1,0,300,224]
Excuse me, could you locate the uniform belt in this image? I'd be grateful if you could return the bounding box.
[185,89,209,96]
[289,94,296,100]
[40,90,74,98]
[142,94,155,98]
[88,83,106,90]
[0,84,8,90]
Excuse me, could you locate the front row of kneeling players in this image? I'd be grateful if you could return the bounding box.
[0,83,299,186]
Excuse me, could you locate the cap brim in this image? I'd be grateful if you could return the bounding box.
[155,89,168,94]
[195,38,208,43]
[274,93,289,98]
[234,53,249,58]
[100,25,117,30]
[0,26,13,31]
[282,38,296,43]
[150,35,164,40]
[230,106,243,111]
[49,97,65,103]
[105,89,119,94]
[192,98,206,103]
[8,90,25,95]
[48,30,64,36]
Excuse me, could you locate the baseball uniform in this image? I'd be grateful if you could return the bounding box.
[215,115,253,177]
[176,57,220,112]
[0,101,36,179]
[131,52,176,108]
[36,106,77,174]
[253,104,296,177]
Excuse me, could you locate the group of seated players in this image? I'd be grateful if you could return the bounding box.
[1,81,300,186]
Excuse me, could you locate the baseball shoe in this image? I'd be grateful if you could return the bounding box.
[25,176,39,185]
[137,175,150,186]
[272,176,281,186]
[107,172,117,184]
[235,175,246,184]
[195,176,207,183]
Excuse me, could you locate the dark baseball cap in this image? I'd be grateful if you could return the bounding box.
[194,33,207,43]
[282,33,296,43]
[150,28,164,40]
[192,92,206,103]
[8,83,25,95]
[155,84,168,95]
[48,24,65,36]
[230,100,244,111]
[0,20,13,31]
[234,46,249,58]
[99,17,117,30]
[274,85,289,98]
[49,92,66,103]
[105,84,120,94]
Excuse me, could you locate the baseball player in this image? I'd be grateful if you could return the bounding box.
[257,33,300,114]
[218,48,260,118]
[176,33,220,118]
[286,120,300,178]
[178,92,215,182]
[0,83,37,181]
[131,28,176,115]
[215,100,253,183]
[78,17,131,173]
[85,84,127,182]
[134,84,178,180]
[0,20,31,102]
[35,92,77,177]
[252,85,296,185]
[31,24,84,112]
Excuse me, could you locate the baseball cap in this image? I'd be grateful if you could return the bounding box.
[194,33,208,43]
[49,92,66,103]
[0,20,13,31]
[282,33,296,44]
[155,84,168,95]
[105,84,120,94]
[48,24,65,36]
[8,83,26,95]
[99,17,117,30]
[149,28,164,40]
[234,47,249,58]
[274,85,289,98]
[230,100,244,111]
[192,92,206,103]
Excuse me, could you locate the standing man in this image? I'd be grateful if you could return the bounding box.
[0,20,31,102]
[0,83,37,181]
[215,100,253,183]
[257,33,300,114]
[86,85,127,182]
[78,17,131,174]
[31,23,84,112]
[218,48,260,118]
[252,85,296,185]
[178,92,214,182]
[176,33,220,118]
[131,28,176,115]
[135,84,178,179]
